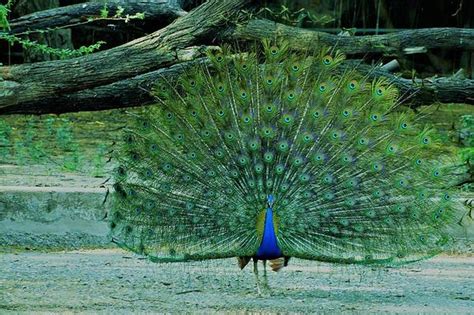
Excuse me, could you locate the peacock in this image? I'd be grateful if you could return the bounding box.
[109,40,468,294]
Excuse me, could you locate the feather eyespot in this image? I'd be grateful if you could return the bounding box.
[322,55,333,65]
[374,86,386,97]
[348,80,358,90]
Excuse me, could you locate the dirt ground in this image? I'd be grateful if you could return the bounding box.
[0,249,472,314]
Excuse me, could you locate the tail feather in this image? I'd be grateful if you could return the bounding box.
[110,40,467,265]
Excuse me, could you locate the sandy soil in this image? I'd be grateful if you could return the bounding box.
[0,249,472,314]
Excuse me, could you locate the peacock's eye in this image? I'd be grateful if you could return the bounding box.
[270,47,278,55]
[319,84,326,92]
[292,65,299,71]
[322,55,333,65]
[349,81,356,90]
[422,137,430,144]
[376,88,384,96]
[266,79,273,85]
[343,110,349,117]
[216,55,223,62]
[242,64,248,69]
[371,114,378,121]
[401,123,408,129]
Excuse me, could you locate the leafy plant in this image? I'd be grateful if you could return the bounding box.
[257,5,334,28]
[0,0,105,59]
[0,0,14,31]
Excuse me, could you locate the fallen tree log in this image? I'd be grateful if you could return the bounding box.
[8,0,188,35]
[1,51,473,115]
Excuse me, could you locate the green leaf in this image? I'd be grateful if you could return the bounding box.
[100,4,109,18]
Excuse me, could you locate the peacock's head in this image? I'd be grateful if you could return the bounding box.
[267,194,274,208]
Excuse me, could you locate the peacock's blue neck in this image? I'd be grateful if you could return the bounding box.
[256,204,282,260]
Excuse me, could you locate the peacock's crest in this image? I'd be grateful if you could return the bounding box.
[110,40,466,267]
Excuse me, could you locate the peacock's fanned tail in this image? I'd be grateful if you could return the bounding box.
[110,40,466,265]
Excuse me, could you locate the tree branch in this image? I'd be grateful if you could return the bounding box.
[8,0,188,35]
[233,19,474,55]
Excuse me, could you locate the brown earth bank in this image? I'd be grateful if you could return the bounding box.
[0,249,473,313]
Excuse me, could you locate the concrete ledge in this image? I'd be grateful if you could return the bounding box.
[0,165,111,250]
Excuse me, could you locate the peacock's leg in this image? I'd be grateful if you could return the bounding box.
[253,259,262,296]
[262,260,270,290]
